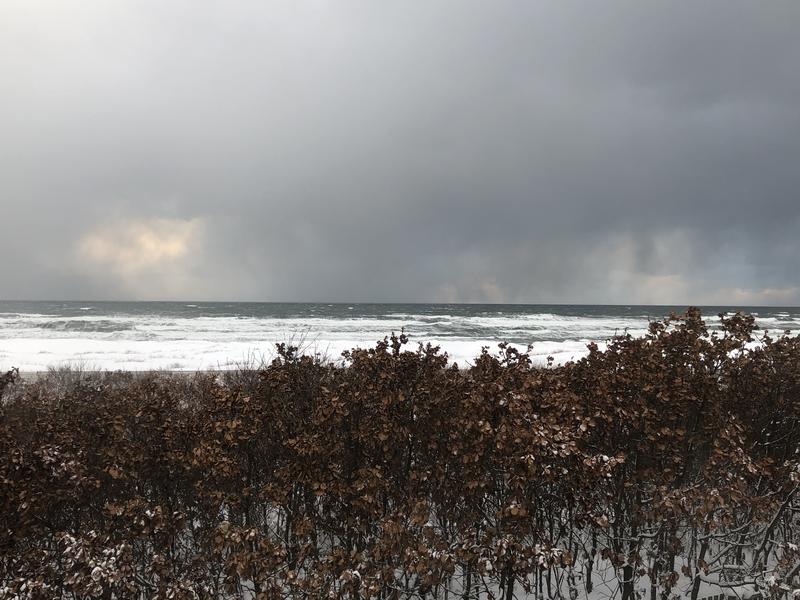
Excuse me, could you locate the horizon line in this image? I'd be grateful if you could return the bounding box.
[1,299,798,309]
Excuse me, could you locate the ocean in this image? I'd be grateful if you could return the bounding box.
[1,301,798,372]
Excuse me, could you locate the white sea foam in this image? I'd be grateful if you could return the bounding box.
[0,306,797,372]
[0,336,597,371]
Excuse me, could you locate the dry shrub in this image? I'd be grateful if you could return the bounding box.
[1,310,799,599]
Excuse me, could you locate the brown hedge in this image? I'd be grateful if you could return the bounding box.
[1,309,799,599]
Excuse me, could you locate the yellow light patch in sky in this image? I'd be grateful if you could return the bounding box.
[78,218,202,270]
[75,217,206,298]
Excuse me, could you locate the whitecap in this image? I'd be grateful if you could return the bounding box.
[2,304,797,373]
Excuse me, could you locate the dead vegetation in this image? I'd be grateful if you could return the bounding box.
[1,309,799,599]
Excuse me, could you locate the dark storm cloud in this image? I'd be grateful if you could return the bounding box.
[1,1,799,303]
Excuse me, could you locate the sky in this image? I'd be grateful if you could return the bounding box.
[1,1,799,305]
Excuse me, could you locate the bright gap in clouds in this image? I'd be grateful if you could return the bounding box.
[76,217,205,299]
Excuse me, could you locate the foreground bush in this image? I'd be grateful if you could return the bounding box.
[1,309,799,599]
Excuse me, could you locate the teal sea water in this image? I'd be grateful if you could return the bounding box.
[1,301,798,371]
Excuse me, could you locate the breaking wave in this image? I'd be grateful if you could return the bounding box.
[1,302,798,372]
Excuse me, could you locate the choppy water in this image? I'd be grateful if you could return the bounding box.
[0,301,798,371]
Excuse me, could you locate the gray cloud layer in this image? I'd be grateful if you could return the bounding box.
[1,1,799,304]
